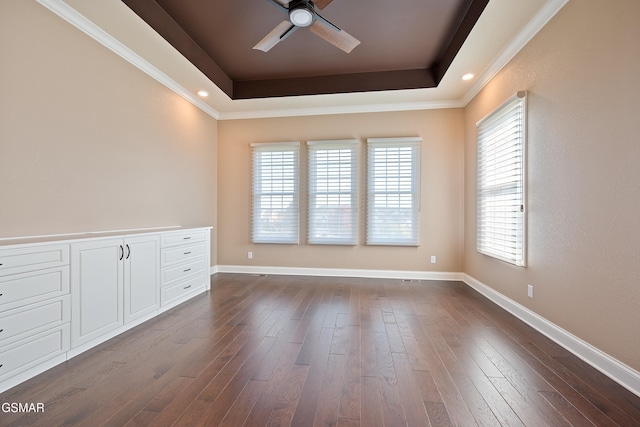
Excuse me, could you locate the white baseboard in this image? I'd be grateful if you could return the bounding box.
[463,274,640,398]
[214,265,463,281]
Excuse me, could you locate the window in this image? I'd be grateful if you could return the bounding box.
[251,142,299,244]
[366,137,421,246]
[476,91,527,266]
[308,140,358,245]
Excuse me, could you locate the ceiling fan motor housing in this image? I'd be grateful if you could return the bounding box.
[255,0,359,54]
[289,0,315,27]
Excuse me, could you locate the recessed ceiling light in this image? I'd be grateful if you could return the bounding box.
[462,73,474,81]
[197,90,209,97]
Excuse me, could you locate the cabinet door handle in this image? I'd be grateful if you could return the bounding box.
[119,245,124,261]
[183,268,191,272]
[0,262,3,266]
[184,251,191,255]
[184,285,192,289]
[0,329,3,333]
[183,237,191,240]
[126,244,131,259]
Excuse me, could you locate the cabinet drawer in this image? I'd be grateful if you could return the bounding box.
[161,258,208,286]
[0,244,69,276]
[0,267,70,311]
[161,275,207,307]
[0,325,70,382]
[0,296,70,345]
[161,242,207,267]
[161,229,208,247]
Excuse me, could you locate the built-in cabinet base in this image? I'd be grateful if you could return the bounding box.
[0,227,211,393]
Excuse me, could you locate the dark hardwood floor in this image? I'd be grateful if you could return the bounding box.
[2,273,639,426]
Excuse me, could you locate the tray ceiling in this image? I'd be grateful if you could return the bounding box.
[40,0,567,119]
[121,0,489,99]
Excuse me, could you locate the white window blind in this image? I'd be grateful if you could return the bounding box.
[476,91,527,266]
[251,142,299,244]
[366,137,421,246]
[307,140,358,245]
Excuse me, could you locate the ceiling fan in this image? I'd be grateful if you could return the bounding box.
[253,0,361,53]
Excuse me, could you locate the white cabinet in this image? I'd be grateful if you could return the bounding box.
[0,244,69,277]
[0,244,71,386]
[124,235,160,323]
[71,238,124,348]
[0,226,210,393]
[70,234,160,348]
[160,229,210,309]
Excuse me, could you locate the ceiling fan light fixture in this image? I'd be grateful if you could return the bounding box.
[289,5,314,27]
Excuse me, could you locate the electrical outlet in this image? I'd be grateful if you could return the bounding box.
[430,256,437,264]
[527,284,533,298]
[248,251,253,260]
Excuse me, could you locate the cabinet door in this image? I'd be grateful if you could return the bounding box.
[124,235,160,323]
[71,238,123,348]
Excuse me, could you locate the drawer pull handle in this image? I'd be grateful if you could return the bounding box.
[184,251,191,255]
[184,285,192,289]
[183,268,192,272]
[183,237,192,240]
[0,329,3,333]
[0,293,3,297]
[0,263,3,266]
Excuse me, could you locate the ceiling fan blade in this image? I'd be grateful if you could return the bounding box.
[310,20,360,53]
[253,20,297,52]
[313,0,334,10]
[270,0,290,10]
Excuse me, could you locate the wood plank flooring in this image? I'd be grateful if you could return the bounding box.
[1,274,639,426]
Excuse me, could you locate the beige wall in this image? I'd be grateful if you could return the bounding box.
[218,109,464,272]
[463,0,640,370]
[0,0,218,262]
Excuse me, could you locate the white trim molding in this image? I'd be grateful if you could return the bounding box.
[0,225,181,242]
[217,99,464,121]
[216,265,463,282]
[460,0,569,106]
[463,274,640,398]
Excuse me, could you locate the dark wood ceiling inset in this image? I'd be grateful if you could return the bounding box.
[235,69,436,99]
[121,0,489,99]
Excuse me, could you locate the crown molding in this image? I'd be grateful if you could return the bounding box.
[460,0,569,106]
[216,99,465,121]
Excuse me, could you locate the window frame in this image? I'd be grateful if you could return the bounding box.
[251,142,300,244]
[476,91,527,266]
[307,139,359,245]
[366,137,422,246]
